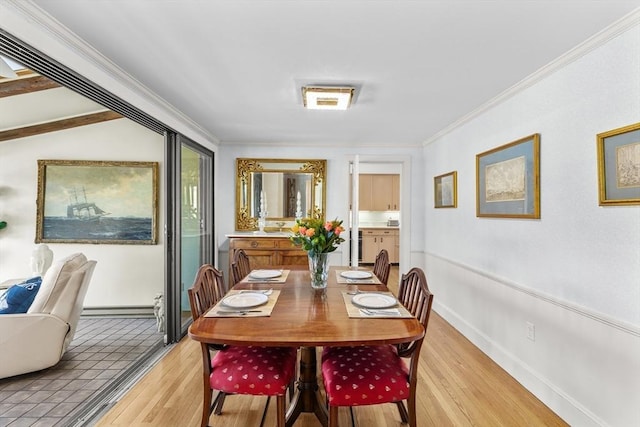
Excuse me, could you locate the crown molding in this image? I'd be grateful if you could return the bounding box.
[1,0,219,146]
[423,7,640,146]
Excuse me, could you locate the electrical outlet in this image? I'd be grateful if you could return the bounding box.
[526,322,535,341]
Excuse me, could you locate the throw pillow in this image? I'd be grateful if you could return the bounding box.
[0,276,43,314]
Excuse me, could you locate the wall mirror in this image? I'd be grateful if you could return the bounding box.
[236,158,327,231]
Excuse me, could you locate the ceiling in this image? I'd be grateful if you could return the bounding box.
[17,1,640,146]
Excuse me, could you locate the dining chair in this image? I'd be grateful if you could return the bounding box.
[231,248,252,286]
[372,248,391,285]
[188,264,297,427]
[321,267,434,427]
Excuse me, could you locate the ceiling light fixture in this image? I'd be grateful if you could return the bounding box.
[302,86,354,110]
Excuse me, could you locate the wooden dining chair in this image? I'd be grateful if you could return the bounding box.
[188,264,297,427]
[372,248,391,285]
[320,267,434,427]
[231,248,252,286]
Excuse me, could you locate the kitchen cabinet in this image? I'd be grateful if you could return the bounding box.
[361,228,399,264]
[359,174,400,211]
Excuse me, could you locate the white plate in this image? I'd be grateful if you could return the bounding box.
[249,269,282,279]
[221,293,269,309]
[351,293,397,309]
[340,270,373,279]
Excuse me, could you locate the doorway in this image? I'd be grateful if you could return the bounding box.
[349,157,410,278]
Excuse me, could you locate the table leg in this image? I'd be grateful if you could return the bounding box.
[286,346,328,427]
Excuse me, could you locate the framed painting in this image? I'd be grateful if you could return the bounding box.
[36,160,159,244]
[476,134,540,218]
[597,122,640,206]
[434,171,457,208]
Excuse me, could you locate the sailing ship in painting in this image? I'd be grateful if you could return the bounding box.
[42,186,153,243]
[66,187,110,222]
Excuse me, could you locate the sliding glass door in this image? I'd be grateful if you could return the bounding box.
[179,140,213,331]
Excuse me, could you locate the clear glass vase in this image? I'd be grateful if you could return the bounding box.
[308,252,329,289]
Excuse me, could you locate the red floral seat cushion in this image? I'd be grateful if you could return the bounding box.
[210,346,297,396]
[321,345,410,406]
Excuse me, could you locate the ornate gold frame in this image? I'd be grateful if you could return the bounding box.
[36,159,159,244]
[597,122,640,206]
[235,158,327,231]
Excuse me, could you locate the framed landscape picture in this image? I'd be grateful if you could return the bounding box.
[36,160,159,244]
[476,134,540,218]
[434,171,457,208]
[597,122,640,206]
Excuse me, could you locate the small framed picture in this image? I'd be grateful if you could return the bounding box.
[36,159,159,244]
[476,134,541,218]
[434,171,457,208]
[597,122,640,206]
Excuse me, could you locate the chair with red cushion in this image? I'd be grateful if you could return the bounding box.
[188,264,297,427]
[372,249,390,285]
[231,248,252,286]
[321,267,434,427]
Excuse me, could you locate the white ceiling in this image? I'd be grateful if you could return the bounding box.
[26,0,640,146]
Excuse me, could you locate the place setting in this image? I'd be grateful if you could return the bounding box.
[341,290,413,318]
[335,269,381,284]
[205,288,281,317]
[240,268,290,283]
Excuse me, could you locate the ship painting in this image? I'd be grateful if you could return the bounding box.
[67,187,110,222]
[36,160,158,244]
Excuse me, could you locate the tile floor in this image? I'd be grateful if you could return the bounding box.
[0,317,163,427]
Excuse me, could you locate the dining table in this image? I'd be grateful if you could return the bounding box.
[188,265,424,427]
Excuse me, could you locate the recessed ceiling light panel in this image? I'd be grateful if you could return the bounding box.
[302,86,354,110]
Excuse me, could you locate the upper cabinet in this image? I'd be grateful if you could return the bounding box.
[359,174,400,211]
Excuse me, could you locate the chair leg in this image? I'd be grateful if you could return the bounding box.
[396,401,409,424]
[329,405,339,427]
[407,394,417,427]
[213,391,227,415]
[349,407,356,427]
[259,396,272,427]
[275,395,286,427]
[201,383,213,427]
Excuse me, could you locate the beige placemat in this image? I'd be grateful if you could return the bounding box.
[335,270,381,285]
[240,269,290,283]
[205,290,281,317]
[342,291,413,318]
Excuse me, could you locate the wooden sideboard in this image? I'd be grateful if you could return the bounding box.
[227,234,307,275]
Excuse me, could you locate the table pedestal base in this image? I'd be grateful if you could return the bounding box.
[286,346,328,427]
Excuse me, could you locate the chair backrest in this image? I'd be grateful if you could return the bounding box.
[59,260,97,352]
[231,249,251,286]
[396,267,434,358]
[187,264,226,321]
[373,249,391,285]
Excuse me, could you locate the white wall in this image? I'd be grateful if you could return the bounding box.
[0,118,165,308]
[423,23,640,427]
[216,144,425,273]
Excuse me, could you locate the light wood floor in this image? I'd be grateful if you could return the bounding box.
[96,268,568,427]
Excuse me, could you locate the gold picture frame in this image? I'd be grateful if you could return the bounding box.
[434,171,457,208]
[36,159,159,244]
[597,122,640,206]
[476,134,541,218]
[235,158,327,231]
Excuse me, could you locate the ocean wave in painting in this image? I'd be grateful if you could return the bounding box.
[43,217,153,241]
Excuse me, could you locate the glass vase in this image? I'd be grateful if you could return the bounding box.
[308,252,329,289]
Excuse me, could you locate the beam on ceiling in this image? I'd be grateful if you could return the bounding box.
[0,111,122,142]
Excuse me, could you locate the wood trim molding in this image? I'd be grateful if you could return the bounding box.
[0,110,123,142]
[0,74,61,98]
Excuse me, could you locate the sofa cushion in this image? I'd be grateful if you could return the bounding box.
[0,277,43,314]
[28,253,87,314]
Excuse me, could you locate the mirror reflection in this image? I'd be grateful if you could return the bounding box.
[236,159,326,231]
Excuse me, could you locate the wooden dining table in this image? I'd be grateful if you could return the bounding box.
[188,265,424,427]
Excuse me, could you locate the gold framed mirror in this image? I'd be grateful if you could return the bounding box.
[236,158,327,231]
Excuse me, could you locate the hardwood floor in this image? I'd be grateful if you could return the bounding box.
[95,267,567,427]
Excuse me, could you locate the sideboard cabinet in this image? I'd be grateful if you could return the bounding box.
[228,235,307,275]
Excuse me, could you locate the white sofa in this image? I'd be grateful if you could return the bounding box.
[0,253,96,379]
